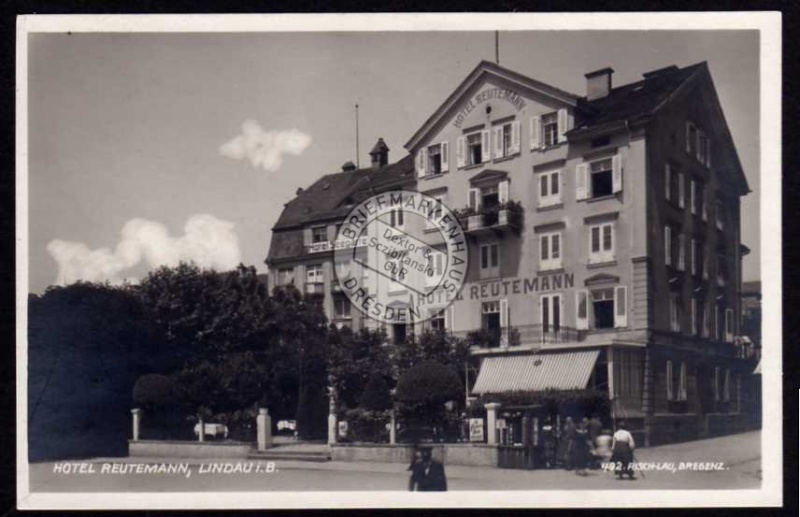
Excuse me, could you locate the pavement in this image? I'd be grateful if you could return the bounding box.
[26,431,761,492]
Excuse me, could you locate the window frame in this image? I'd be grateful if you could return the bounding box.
[479,242,500,279]
[539,231,563,271]
[588,222,615,264]
[538,169,562,207]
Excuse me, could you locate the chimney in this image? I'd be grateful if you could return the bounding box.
[341,161,357,172]
[369,138,389,170]
[585,67,614,101]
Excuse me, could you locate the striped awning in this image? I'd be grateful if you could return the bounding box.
[471,350,600,394]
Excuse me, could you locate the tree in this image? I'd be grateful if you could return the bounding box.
[395,361,463,441]
[359,373,392,412]
[327,326,392,412]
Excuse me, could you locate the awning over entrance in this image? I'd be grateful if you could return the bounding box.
[471,350,600,394]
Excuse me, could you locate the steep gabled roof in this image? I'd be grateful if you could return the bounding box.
[404,60,580,152]
[272,154,414,231]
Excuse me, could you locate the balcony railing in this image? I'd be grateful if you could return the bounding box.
[304,282,325,295]
[454,324,584,349]
[307,236,368,254]
[456,201,523,236]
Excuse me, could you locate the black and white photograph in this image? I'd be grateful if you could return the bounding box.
[15,13,782,509]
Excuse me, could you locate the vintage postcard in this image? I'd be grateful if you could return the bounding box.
[16,12,782,509]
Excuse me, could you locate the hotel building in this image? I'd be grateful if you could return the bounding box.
[266,60,758,446]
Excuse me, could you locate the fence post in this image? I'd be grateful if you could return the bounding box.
[257,408,272,451]
[389,409,397,445]
[485,403,501,445]
[327,385,338,445]
[131,408,142,441]
[198,415,205,442]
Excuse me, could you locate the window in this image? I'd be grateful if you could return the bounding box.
[306,264,323,283]
[677,234,686,271]
[429,309,446,332]
[725,308,734,342]
[591,288,615,329]
[277,267,295,286]
[334,298,351,319]
[697,130,711,167]
[715,303,723,341]
[538,170,561,207]
[589,222,614,264]
[703,248,709,280]
[722,368,731,402]
[540,293,562,336]
[389,208,404,229]
[426,250,444,287]
[669,292,681,332]
[702,300,711,337]
[492,121,520,159]
[466,132,485,166]
[678,362,688,401]
[692,239,704,277]
[702,187,708,221]
[311,226,328,243]
[665,163,673,201]
[576,154,622,200]
[717,254,727,286]
[387,260,406,285]
[426,194,445,230]
[542,112,559,147]
[664,226,672,266]
[691,179,704,216]
[716,198,725,230]
[482,301,502,347]
[714,367,721,402]
[677,172,685,208]
[686,121,698,155]
[539,232,562,271]
[393,310,408,345]
[334,259,351,282]
[427,143,443,176]
[690,297,698,335]
[480,243,500,279]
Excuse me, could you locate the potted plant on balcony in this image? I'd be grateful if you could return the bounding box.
[497,200,523,228]
[466,328,502,349]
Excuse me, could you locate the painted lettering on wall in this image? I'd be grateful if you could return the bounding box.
[416,272,574,306]
[453,88,527,129]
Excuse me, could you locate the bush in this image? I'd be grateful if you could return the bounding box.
[359,374,392,411]
[395,362,462,406]
[133,374,175,408]
[341,407,389,443]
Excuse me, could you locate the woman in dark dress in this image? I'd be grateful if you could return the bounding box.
[541,417,558,469]
[570,419,591,476]
[562,417,576,470]
[609,420,636,480]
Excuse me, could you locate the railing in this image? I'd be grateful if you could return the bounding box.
[457,202,523,234]
[307,236,369,254]
[454,324,584,349]
[304,282,325,295]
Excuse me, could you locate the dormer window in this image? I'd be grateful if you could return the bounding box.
[312,226,327,243]
[492,120,521,159]
[542,112,559,147]
[427,144,443,175]
[467,132,484,165]
[416,141,449,178]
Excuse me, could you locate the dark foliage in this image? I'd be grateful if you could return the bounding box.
[358,373,392,411]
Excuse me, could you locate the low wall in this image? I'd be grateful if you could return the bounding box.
[331,443,498,467]
[646,414,701,446]
[706,413,750,437]
[128,440,252,459]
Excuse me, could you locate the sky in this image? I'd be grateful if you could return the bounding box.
[25,28,761,294]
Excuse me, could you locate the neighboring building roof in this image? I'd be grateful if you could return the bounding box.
[272,154,414,231]
[267,154,415,265]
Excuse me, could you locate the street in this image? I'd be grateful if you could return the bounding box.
[27,431,761,492]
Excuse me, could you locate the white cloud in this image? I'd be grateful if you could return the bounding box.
[219,119,311,172]
[47,214,242,286]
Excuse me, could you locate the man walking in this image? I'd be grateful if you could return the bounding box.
[408,447,447,491]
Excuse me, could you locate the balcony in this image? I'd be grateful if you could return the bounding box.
[306,236,368,254]
[304,282,325,295]
[457,201,523,237]
[456,324,584,350]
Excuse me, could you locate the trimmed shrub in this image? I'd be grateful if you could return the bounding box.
[341,407,390,443]
[133,374,174,408]
[395,361,462,406]
[359,374,392,411]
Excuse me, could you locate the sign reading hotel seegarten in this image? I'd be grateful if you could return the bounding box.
[335,190,468,325]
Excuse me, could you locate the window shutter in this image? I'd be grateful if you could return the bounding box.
[456,136,466,169]
[690,180,696,214]
[702,187,708,220]
[691,238,696,275]
[678,172,685,208]
[445,305,454,332]
[686,122,693,153]
[416,148,427,178]
[614,285,628,328]
[510,120,521,155]
[612,154,622,193]
[702,302,710,337]
[703,250,709,280]
[714,367,720,401]
[552,233,561,260]
[468,188,479,211]
[492,126,503,159]
[440,141,449,173]
[678,234,685,271]
[725,308,734,342]
[691,298,697,335]
[500,298,509,329]
[679,363,688,400]
[540,235,549,261]
[706,140,712,167]
[530,116,541,150]
[499,179,509,204]
[576,290,589,330]
[557,108,568,143]
[575,163,588,201]
[480,130,490,162]
[666,360,674,401]
[723,369,730,401]
[664,226,672,266]
[665,164,671,201]
[538,174,547,203]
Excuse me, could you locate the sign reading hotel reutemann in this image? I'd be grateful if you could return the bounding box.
[452,87,526,129]
[335,190,468,325]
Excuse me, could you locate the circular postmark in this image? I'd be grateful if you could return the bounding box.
[333,190,468,325]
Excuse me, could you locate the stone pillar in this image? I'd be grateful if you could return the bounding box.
[327,385,337,446]
[257,408,272,451]
[485,403,501,445]
[131,408,142,441]
[389,409,397,445]
[198,416,205,442]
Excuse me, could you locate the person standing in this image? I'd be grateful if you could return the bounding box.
[594,428,614,466]
[541,416,558,469]
[562,417,576,470]
[408,447,447,491]
[610,420,636,480]
[571,419,591,476]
